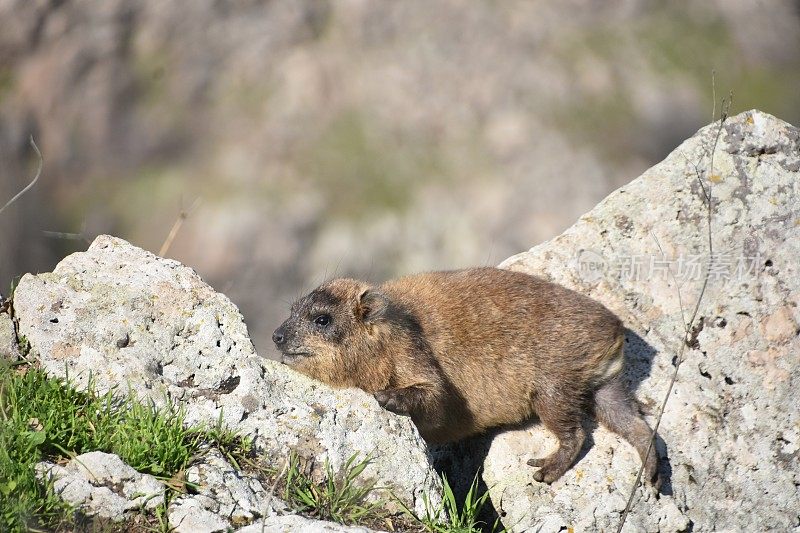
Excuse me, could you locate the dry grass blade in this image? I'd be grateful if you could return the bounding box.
[616,95,732,532]
[159,197,202,257]
[0,136,43,217]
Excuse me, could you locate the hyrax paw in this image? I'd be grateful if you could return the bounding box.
[526,457,546,467]
[529,459,566,484]
[643,453,662,491]
[374,389,409,415]
[532,466,559,484]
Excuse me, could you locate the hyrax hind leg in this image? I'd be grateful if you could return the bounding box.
[526,397,588,484]
[594,375,661,489]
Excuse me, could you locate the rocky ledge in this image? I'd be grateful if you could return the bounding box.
[5,110,799,532]
[11,234,441,531]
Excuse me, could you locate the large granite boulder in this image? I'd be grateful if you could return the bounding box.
[473,110,798,531]
[13,235,442,525]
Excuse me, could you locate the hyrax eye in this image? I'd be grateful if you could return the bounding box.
[314,314,332,327]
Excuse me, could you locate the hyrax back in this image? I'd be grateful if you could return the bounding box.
[273,267,659,485]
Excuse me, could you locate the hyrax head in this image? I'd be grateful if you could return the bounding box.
[272,279,389,384]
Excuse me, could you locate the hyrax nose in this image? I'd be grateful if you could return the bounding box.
[272,327,287,346]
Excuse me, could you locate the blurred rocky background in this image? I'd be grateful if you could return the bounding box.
[1,0,799,358]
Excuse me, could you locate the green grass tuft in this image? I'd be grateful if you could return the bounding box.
[192,409,254,470]
[15,335,29,357]
[0,365,250,532]
[399,472,504,533]
[283,451,385,526]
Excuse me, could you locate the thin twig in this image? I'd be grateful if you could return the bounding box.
[158,197,202,257]
[650,231,687,328]
[41,220,91,245]
[711,70,716,124]
[616,97,732,532]
[0,136,43,216]
[41,230,91,243]
[262,459,289,533]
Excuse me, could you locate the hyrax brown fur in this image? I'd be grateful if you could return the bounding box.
[273,267,659,485]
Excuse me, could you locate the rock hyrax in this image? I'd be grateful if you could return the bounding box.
[273,267,659,485]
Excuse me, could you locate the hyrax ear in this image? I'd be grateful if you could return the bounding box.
[356,288,388,323]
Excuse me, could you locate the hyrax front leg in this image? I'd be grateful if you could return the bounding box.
[375,384,455,443]
[374,385,428,416]
[527,402,587,483]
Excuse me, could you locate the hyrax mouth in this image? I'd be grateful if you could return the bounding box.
[280,350,313,364]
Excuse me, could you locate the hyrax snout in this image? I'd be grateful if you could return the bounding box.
[274,267,660,486]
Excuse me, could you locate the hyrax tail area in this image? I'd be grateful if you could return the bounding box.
[594,332,625,384]
[594,375,661,488]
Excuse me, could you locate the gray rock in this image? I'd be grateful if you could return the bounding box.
[237,514,381,533]
[0,310,20,361]
[478,110,799,531]
[169,499,231,533]
[13,234,441,518]
[236,362,440,517]
[169,449,278,530]
[36,451,165,522]
[168,450,383,532]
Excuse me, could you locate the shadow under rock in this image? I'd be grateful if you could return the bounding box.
[623,328,659,392]
[429,432,501,532]
[622,328,672,493]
